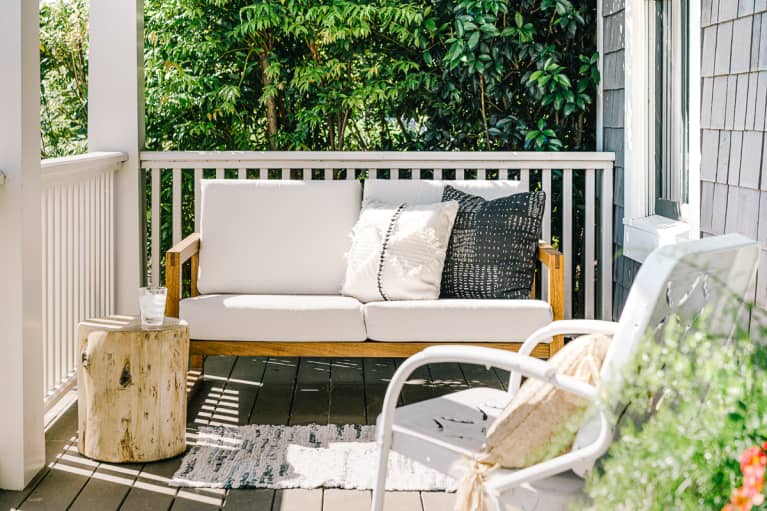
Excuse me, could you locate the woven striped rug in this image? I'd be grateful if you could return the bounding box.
[171,424,456,491]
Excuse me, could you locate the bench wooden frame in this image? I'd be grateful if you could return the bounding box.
[165,233,565,371]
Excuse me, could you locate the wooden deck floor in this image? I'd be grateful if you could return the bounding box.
[0,356,510,511]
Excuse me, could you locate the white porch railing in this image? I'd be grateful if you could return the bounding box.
[140,151,615,319]
[41,152,126,411]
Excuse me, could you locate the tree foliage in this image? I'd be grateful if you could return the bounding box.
[142,0,598,152]
[40,0,598,155]
[40,0,89,158]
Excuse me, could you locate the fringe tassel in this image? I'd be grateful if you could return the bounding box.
[454,459,499,511]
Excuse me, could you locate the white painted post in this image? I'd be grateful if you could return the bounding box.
[88,0,145,314]
[0,0,45,490]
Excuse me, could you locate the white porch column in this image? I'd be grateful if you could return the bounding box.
[0,0,45,490]
[89,0,145,314]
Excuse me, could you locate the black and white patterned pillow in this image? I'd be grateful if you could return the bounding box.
[440,186,546,299]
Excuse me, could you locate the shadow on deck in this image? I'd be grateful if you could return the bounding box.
[0,356,510,511]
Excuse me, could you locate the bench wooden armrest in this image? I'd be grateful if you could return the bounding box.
[165,233,200,318]
[537,241,565,352]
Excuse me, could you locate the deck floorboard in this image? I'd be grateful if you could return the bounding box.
[0,356,503,510]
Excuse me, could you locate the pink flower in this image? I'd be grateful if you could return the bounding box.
[722,443,767,511]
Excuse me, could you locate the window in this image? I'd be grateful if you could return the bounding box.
[650,0,690,221]
[622,0,700,262]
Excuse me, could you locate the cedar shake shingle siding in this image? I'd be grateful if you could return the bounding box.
[602,0,767,315]
[601,0,642,318]
[700,0,767,307]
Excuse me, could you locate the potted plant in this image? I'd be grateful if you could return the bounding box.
[584,302,767,510]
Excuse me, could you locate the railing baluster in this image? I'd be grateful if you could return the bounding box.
[194,168,202,232]
[499,168,509,180]
[541,169,552,302]
[98,174,105,315]
[151,168,161,287]
[585,169,596,319]
[238,168,247,180]
[108,170,115,312]
[53,185,62,387]
[85,175,91,319]
[455,168,465,180]
[172,168,182,245]
[41,190,48,395]
[601,166,614,319]
[88,173,98,317]
[563,169,573,319]
[66,184,73,379]
[477,168,486,180]
[216,168,224,179]
[519,168,530,191]
[324,168,333,180]
[69,186,80,373]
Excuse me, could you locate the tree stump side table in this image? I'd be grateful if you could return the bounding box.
[77,316,189,463]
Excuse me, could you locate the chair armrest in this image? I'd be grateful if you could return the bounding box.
[537,242,564,320]
[165,233,200,318]
[521,320,619,350]
[416,345,598,400]
[507,319,619,395]
[377,347,597,431]
[537,242,565,353]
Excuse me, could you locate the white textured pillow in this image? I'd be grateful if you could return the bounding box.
[342,201,459,303]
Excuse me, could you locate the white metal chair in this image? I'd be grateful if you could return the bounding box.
[371,234,760,511]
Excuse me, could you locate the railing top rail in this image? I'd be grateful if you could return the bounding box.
[42,151,127,185]
[140,151,615,170]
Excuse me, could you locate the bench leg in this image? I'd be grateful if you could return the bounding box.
[190,354,204,373]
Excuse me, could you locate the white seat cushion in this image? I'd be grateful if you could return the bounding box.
[364,299,552,342]
[180,295,366,341]
[363,179,527,205]
[197,179,361,295]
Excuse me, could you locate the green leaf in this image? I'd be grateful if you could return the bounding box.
[468,31,480,50]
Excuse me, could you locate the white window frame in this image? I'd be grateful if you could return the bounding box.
[622,0,701,263]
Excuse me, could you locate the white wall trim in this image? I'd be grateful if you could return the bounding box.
[596,0,604,152]
[88,0,145,314]
[623,0,701,263]
[687,0,702,243]
[0,0,45,490]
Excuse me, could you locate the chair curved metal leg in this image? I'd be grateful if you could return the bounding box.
[371,425,392,511]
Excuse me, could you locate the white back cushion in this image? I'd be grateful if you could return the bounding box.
[197,179,362,294]
[363,179,526,205]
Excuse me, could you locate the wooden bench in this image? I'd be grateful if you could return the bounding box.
[165,232,564,371]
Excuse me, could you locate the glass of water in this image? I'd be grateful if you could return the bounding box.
[139,287,167,327]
